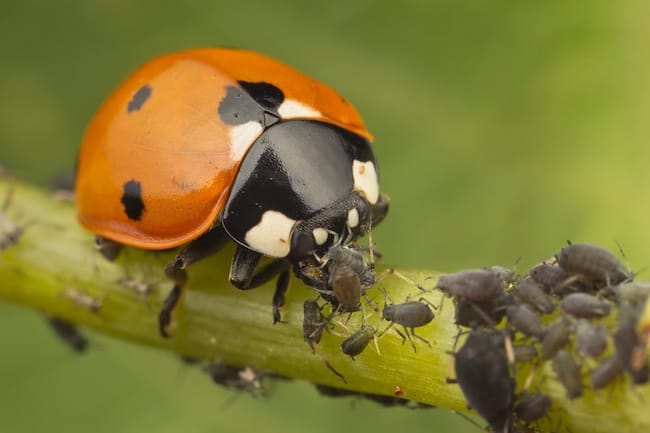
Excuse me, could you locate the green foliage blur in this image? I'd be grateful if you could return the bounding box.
[1,1,649,432]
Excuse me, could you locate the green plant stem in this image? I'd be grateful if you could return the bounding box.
[0,178,647,433]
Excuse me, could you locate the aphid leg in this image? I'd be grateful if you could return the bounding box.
[416,296,439,311]
[362,291,379,312]
[372,333,381,356]
[409,327,431,349]
[311,342,347,383]
[378,321,395,338]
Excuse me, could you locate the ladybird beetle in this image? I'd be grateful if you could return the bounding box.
[75,48,389,336]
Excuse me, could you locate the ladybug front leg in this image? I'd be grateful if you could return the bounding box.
[229,245,290,323]
[159,226,230,337]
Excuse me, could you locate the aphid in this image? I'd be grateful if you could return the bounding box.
[590,356,623,390]
[46,317,88,353]
[341,325,376,359]
[60,287,102,313]
[556,242,631,286]
[529,263,568,293]
[303,298,328,350]
[506,305,547,340]
[514,393,552,423]
[487,265,519,288]
[301,298,346,382]
[552,350,583,399]
[540,317,573,361]
[454,294,513,328]
[203,363,269,397]
[453,330,514,433]
[614,324,649,384]
[326,244,375,287]
[561,293,611,319]
[513,278,555,314]
[309,244,376,313]
[328,264,363,312]
[117,275,158,299]
[436,269,504,303]
[513,344,539,363]
[381,294,435,352]
[575,320,607,359]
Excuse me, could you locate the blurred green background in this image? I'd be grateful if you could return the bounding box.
[1,1,649,432]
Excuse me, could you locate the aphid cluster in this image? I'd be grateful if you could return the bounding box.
[447,242,648,432]
[297,240,437,383]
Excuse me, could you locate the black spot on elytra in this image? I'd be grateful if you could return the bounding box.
[127,85,152,113]
[238,81,284,111]
[217,81,284,127]
[121,180,145,221]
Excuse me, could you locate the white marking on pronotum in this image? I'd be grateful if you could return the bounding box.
[312,227,329,246]
[347,208,359,228]
[245,210,297,258]
[352,160,379,204]
[229,121,263,160]
[278,99,322,119]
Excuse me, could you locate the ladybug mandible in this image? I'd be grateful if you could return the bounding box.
[75,48,389,336]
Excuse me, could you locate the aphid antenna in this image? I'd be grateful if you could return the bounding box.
[376,268,429,293]
[310,343,347,383]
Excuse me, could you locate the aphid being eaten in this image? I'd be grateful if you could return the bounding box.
[308,243,377,313]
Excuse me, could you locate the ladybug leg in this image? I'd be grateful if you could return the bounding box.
[159,226,231,337]
[273,269,291,324]
[229,245,291,323]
